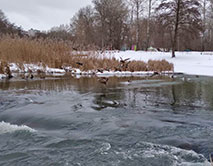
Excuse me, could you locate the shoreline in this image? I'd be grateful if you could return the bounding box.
[1,50,213,80]
[0,64,177,80]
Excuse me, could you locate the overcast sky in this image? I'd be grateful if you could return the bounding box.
[0,0,92,31]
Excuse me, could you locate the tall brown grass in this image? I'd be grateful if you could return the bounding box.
[0,35,72,68]
[0,35,174,73]
[0,61,8,74]
[0,62,4,74]
[127,61,147,72]
[148,60,174,72]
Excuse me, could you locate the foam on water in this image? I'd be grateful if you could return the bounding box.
[113,142,211,166]
[140,142,211,166]
[100,142,111,154]
[0,121,36,134]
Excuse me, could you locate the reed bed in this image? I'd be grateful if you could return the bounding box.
[0,35,174,74]
[148,60,174,72]
[0,35,72,68]
[127,61,147,72]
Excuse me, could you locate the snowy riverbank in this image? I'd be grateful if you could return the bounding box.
[0,51,213,80]
[110,51,213,77]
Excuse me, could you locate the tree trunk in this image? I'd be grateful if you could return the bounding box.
[130,5,134,48]
[172,0,181,58]
[146,0,152,51]
[136,1,140,50]
[201,0,207,51]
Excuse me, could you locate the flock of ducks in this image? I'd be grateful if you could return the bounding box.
[17,57,131,83]
[18,58,168,85]
[6,57,186,84]
[20,69,46,80]
[76,57,131,85]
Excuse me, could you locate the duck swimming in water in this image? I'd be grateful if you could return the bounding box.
[98,77,109,85]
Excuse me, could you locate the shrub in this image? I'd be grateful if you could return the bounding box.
[127,61,147,72]
[148,59,174,72]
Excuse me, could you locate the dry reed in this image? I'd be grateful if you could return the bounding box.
[0,35,72,68]
[0,35,174,74]
[0,61,8,74]
[148,59,174,72]
[127,61,147,72]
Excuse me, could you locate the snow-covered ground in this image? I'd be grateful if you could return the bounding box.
[9,63,66,75]
[109,51,213,77]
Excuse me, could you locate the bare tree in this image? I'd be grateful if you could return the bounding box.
[146,0,152,50]
[71,6,96,47]
[145,0,159,50]
[128,0,145,49]
[156,0,202,57]
[46,24,72,41]
[63,0,213,51]
[0,9,23,36]
[206,0,213,49]
[0,9,10,34]
[93,0,128,49]
[200,0,208,51]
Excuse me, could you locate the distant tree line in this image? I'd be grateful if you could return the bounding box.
[1,0,213,57]
[70,0,213,55]
[0,10,24,36]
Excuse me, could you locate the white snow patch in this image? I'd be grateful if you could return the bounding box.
[106,51,213,77]
[96,71,154,77]
[24,64,44,72]
[46,67,66,74]
[0,74,6,79]
[9,63,20,72]
[8,63,66,76]
[71,68,82,75]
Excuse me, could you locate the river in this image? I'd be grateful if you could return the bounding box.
[0,75,213,166]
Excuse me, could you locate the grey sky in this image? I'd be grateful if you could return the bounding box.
[0,0,92,31]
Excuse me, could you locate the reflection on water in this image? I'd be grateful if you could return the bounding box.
[1,76,213,110]
[0,75,213,165]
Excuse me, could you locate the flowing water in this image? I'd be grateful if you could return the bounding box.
[0,75,213,166]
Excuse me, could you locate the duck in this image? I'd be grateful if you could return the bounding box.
[37,69,46,79]
[120,57,130,64]
[40,74,46,79]
[5,66,13,79]
[150,71,160,77]
[30,74,34,79]
[97,69,104,73]
[98,77,109,85]
[76,62,83,66]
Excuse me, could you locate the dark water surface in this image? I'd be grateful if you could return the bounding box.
[0,76,213,166]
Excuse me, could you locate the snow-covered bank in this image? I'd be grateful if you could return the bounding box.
[110,51,213,77]
[0,63,67,80]
[0,74,6,79]
[9,63,66,74]
[1,51,212,80]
